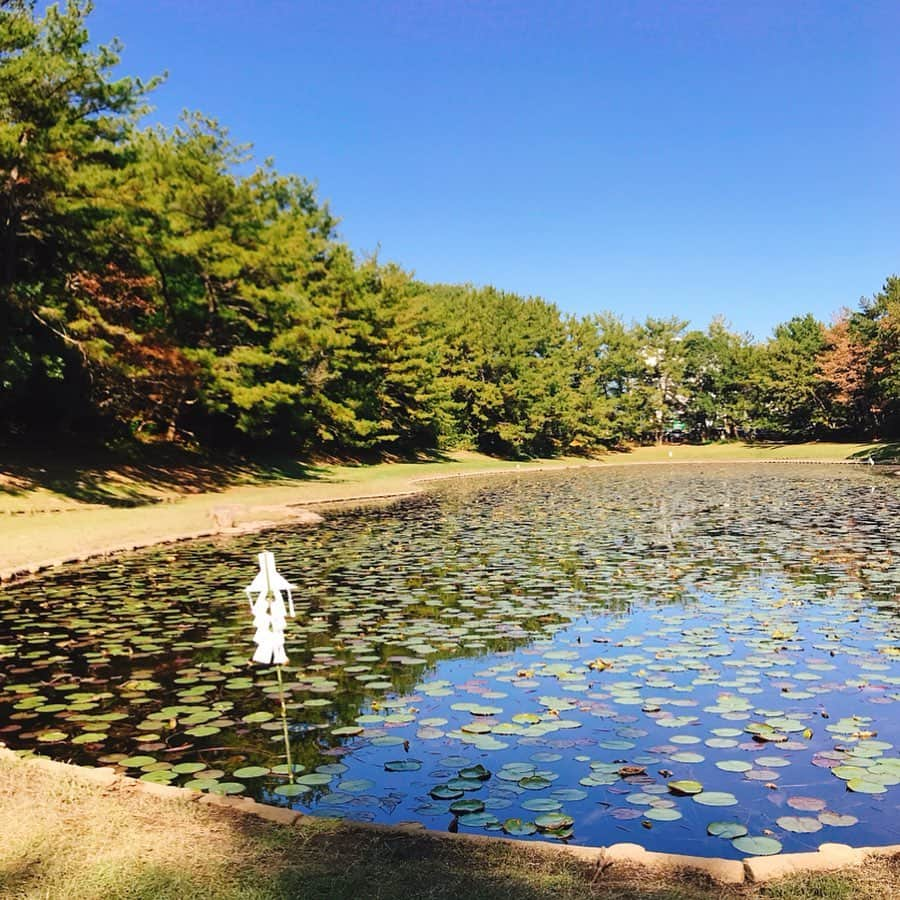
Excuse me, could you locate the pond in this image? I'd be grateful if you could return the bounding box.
[2,463,900,858]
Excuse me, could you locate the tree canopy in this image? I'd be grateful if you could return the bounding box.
[1,2,897,455]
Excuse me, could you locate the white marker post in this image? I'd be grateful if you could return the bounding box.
[245,551,296,782]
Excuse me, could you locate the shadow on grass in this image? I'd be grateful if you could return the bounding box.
[251,821,721,900]
[0,446,329,507]
[0,445,472,509]
[849,443,900,463]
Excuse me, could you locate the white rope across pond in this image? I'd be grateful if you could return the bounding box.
[245,551,295,665]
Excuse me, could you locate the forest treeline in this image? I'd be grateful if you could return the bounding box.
[2,2,898,457]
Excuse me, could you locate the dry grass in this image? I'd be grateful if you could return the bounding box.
[3,758,900,900]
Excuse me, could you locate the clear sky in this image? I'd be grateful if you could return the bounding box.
[83,0,899,339]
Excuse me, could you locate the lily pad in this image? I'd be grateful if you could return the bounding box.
[732,836,783,856]
[384,759,422,772]
[693,791,738,807]
[667,779,703,796]
[776,816,823,834]
[503,818,537,835]
[707,821,748,839]
[535,812,574,830]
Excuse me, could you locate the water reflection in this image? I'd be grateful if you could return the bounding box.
[1,464,899,855]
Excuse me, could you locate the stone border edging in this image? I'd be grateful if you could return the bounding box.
[4,747,899,886]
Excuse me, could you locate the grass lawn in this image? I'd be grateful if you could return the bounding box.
[2,757,899,900]
[0,442,892,581]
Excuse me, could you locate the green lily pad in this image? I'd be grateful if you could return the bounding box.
[458,812,499,827]
[119,756,156,768]
[183,778,219,791]
[459,764,491,781]
[210,782,245,795]
[171,762,207,775]
[715,760,752,773]
[519,775,552,790]
[818,812,858,827]
[450,799,485,814]
[297,773,332,786]
[667,779,703,796]
[521,798,562,812]
[233,766,270,778]
[503,818,537,835]
[846,778,888,794]
[732,836,783,856]
[274,783,312,797]
[430,785,463,800]
[184,725,220,738]
[71,732,106,745]
[776,816,823,833]
[707,821,748,839]
[384,759,422,772]
[693,791,738,807]
[535,812,574,830]
[644,807,682,822]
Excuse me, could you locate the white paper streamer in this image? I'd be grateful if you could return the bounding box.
[245,551,295,665]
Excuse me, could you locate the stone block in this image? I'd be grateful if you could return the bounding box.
[75,765,121,786]
[244,800,301,826]
[133,780,194,802]
[604,843,744,884]
[743,844,864,883]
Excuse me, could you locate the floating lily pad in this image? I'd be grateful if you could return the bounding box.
[184,725,220,738]
[818,812,858,827]
[776,816,823,834]
[171,762,207,775]
[503,818,537,835]
[535,812,574,830]
[732,836,783,856]
[707,821,748,839]
[459,764,491,781]
[384,759,422,772]
[693,792,738,807]
[458,812,500,827]
[668,779,703,796]
[297,773,333,786]
[119,756,156,768]
[645,807,682,822]
[274,783,312,797]
[522,798,562,812]
[847,779,888,794]
[210,782,245,795]
[430,785,463,800]
[519,775,552,790]
[450,799,485,814]
[183,778,219,791]
[233,766,270,778]
[716,760,752,773]
[271,764,305,775]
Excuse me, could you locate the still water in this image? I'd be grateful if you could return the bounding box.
[2,464,899,857]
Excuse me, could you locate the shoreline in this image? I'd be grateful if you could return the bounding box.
[0,457,604,585]
[0,450,888,586]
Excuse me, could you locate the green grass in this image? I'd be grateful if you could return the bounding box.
[609,441,883,463]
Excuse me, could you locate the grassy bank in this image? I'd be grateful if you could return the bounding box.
[2,757,899,900]
[0,442,889,581]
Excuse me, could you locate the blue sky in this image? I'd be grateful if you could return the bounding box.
[85,1,899,339]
